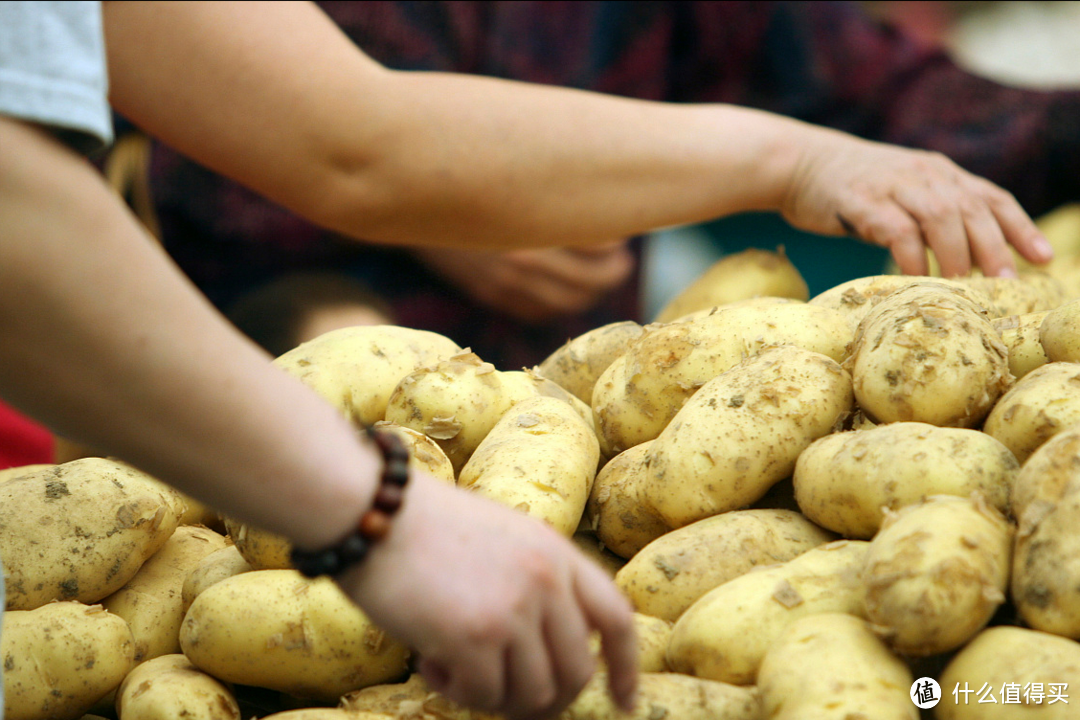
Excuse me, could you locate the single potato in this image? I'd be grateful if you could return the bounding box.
[536,320,644,403]
[993,311,1051,380]
[982,361,1080,463]
[115,654,240,720]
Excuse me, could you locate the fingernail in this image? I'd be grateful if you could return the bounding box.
[998,266,1018,279]
[1035,235,1054,261]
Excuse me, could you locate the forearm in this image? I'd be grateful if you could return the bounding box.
[0,117,372,548]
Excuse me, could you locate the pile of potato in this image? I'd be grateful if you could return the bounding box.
[4,244,1080,720]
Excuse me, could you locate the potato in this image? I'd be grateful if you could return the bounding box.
[181,544,252,613]
[615,509,834,622]
[653,246,809,323]
[458,396,599,536]
[180,570,409,701]
[863,495,1013,656]
[809,274,998,330]
[960,272,1067,317]
[340,673,500,720]
[0,458,184,610]
[993,311,1051,379]
[793,423,1017,539]
[667,539,868,685]
[758,613,916,720]
[2,602,135,720]
[222,515,292,570]
[0,462,53,483]
[1011,426,1080,638]
[536,321,644,403]
[844,281,1011,427]
[592,302,852,456]
[102,525,230,663]
[571,531,626,578]
[563,671,761,720]
[936,626,1080,720]
[642,345,853,529]
[1040,297,1080,362]
[115,654,239,720]
[372,421,456,484]
[584,441,670,559]
[263,711,394,720]
[274,325,461,427]
[982,361,1080,463]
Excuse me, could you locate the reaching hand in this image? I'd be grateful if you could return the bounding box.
[337,472,638,720]
[413,243,635,324]
[780,130,1054,278]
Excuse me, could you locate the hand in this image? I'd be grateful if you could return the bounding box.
[338,472,638,720]
[780,130,1054,278]
[413,243,635,323]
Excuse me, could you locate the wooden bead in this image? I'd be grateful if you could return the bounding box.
[373,483,404,513]
[359,509,393,541]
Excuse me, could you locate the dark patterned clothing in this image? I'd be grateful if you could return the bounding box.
[147,1,1080,369]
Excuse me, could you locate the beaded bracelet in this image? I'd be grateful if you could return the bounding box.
[291,425,410,578]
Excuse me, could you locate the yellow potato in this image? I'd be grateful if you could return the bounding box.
[181,544,252,613]
[102,524,230,663]
[667,539,868,685]
[0,462,53,483]
[642,345,853,529]
[758,613,916,720]
[458,396,599,536]
[373,421,456,484]
[566,672,760,720]
[0,458,183,610]
[536,320,644,403]
[793,423,1017,539]
[115,654,239,720]
[1040,297,1080,362]
[960,272,1067,317]
[340,673,500,720]
[2,602,135,720]
[615,509,834,622]
[982,361,1080,463]
[180,570,409,702]
[993,311,1051,379]
[809,274,997,330]
[571,531,627,578]
[584,442,670,559]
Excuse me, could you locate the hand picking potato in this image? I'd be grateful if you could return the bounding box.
[982,361,1080,463]
[809,274,997,330]
[936,626,1080,720]
[758,613,916,720]
[536,320,644,403]
[592,302,852,456]
[102,524,230,663]
[564,671,761,720]
[642,345,853,529]
[458,395,599,536]
[1010,426,1080,638]
[584,441,671,558]
[667,539,868,685]
[615,509,834,622]
[793,423,1017,539]
[2,602,135,720]
[653,246,809,323]
[993,311,1051,380]
[273,324,461,426]
[180,570,409,701]
[181,544,252,613]
[115,654,240,720]
[844,281,1011,427]
[0,458,184,610]
[862,495,1013,656]
[1040,297,1080,362]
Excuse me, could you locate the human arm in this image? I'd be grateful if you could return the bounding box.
[0,115,635,718]
[101,0,1049,277]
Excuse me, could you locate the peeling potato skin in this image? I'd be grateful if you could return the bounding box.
[180,570,409,702]
[2,601,135,720]
[982,361,1080,464]
[536,321,644,404]
[793,422,1017,539]
[584,442,670,559]
[1040,297,1080,363]
[809,274,998,330]
[642,345,853,530]
[845,282,1011,428]
[0,458,184,610]
[862,495,1013,657]
[993,310,1051,380]
[115,653,240,720]
[1010,427,1080,638]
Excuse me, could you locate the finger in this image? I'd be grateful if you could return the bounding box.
[573,557,637,712]
[958,193,1016,278]
[979,181,1054,267]
[425,640,507,712]
[837,202,929,276]
[518,246,635,293]
[894,185,971,278]
[539,584,597,715]
[501,607,559,720]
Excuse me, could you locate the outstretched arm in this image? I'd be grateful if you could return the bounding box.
[102,0,1050,277]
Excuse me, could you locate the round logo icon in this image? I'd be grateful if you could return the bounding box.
[911,677,942,709]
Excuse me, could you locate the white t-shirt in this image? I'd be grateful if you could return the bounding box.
[0,0,113,153]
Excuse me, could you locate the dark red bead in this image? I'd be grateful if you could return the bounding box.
[359,509,392,541]
[373,483,404,513]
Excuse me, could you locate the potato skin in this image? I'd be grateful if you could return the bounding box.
[2,602,135,720]
[565,671,760,720]
[936,626,1080,720]
[993,311,1051,380]
[982,361,1080,463]
[180,570,409,702]
[458,396,599,536]
[584,442,670,559]
[667,539,868,685]
[643,345,853,529]
[809,274,997,330]
[181,544,252,613]
[758,613,916,720]
[793,423,1017,539]
[341,673,500,720]
[536,320,644,404]
[1040,297,1080,363]
[960,273,1067,317]
[115,654,239,720]
[845,282,1011,428]
[863,495,1013,656]
[0,458,183,610]
[615,509,833,622]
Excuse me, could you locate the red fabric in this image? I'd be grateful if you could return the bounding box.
[0,400,54,470]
